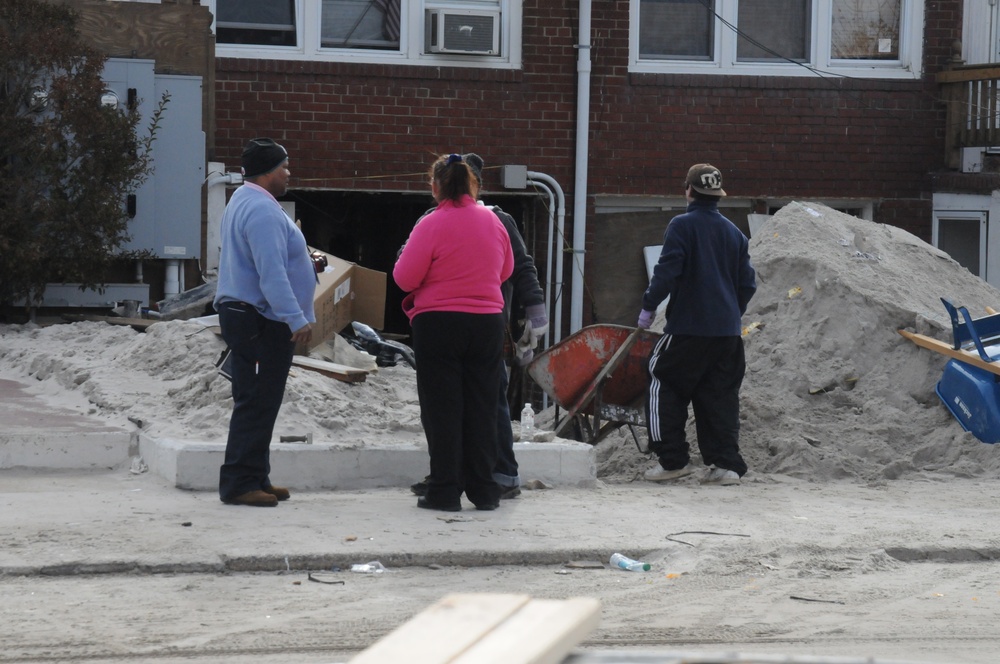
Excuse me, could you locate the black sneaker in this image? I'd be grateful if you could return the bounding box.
[410,477,429,496]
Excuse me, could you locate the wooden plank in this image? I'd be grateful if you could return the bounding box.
[935,66,1000,84]
[898,329,1000,376]
[291,356,368,383]
[61,314,158,331]
[453,597,601,664]
[349,593,531,664]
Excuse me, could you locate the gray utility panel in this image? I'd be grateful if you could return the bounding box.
[102,59,205,260]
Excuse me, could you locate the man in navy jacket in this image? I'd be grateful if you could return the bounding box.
[637,163,756,486]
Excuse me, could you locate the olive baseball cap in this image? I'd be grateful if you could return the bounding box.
[685,163,726,196]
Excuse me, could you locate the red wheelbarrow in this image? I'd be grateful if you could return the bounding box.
[526,324,661,445]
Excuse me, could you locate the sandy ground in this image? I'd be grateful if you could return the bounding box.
[2,471,1000,664]
[3,202,1000,662]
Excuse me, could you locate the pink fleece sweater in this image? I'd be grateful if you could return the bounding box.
[393,195,514,321]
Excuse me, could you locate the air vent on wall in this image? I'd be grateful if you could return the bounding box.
[426,9,500,55]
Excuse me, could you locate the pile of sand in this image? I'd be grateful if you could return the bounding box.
[3,201,1000,484]
[0,319,424,446]
[596,201,1000,483]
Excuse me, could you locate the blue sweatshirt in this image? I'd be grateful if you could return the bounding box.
[214,183,316,332]
[642,199,756,337]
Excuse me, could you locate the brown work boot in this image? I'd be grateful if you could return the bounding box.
[262,485,290,501]
[224,490,278,507]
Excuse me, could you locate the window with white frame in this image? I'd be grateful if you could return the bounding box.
[321,0,400,50]
[216,0,297,46]
[211,0,519,68]
[631,0,923,79]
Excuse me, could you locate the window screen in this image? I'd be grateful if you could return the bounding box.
[737,0,810,61]
[831,0,900,60]
[216,0,297,46]
[640,0,715,60]
[322,0,401,49]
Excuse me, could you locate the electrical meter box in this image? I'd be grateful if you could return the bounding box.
[102,59,205,260]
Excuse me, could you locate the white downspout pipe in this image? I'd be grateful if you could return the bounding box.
[164,259,181,298]
[571,0,593,334]
[525,171,566,345]
[526,178,556,349]
[206,161,243,275]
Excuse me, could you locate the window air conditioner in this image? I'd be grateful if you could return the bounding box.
[426,9,500,55]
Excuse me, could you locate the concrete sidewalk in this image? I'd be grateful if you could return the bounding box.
[4,375,1000,581]
[4,463,1000,578]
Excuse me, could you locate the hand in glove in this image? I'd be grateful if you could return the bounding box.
[525,304,548,340]
[514,304,549,366]
[637,309,655,330]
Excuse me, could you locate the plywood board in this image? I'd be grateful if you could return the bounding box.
[453,597,601,664]
[349,594,531,664]
[291,356,368,383]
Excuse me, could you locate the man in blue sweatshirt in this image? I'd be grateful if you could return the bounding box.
[636,163,756,486]
[214,138,316,507]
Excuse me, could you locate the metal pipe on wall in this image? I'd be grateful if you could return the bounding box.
[526,171,566,345]
[571,0,593,334]
[527,178,556,412]
[526,178,555,349]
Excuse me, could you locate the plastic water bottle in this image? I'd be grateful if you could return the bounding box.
[350,561,386,574]
[521,403,535,441]
[610,552,650,572]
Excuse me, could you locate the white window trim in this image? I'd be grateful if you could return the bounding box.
[209,0,522,69]
[629,0,924,80]
[593,195,873,220]
[934,192,996,286]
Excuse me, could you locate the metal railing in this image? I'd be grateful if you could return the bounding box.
[937,65,1000,168]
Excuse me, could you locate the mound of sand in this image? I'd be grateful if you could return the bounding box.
[596,201,1000,484]
[0,319,424,446]
[4,201,1000,485]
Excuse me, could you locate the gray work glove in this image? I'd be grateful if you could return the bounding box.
[524,304,548,342]
[514,304,548,367]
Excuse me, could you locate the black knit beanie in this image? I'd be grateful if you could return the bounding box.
[463,153,485,184]
[241,138,288,178]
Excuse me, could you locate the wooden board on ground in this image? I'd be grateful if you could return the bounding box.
[349,593,601,664]
[61,314,158,331]
[898,329,1000,376]
[291,356,368,383]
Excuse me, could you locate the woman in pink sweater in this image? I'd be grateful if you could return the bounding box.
[394,154,514,512]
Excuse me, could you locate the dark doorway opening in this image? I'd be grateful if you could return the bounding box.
[282,189,549,338]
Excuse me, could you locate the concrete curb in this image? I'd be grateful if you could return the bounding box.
[140,435,597,491]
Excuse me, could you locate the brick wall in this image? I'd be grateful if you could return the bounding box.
[213,0,962,323]
[215,1,958,212]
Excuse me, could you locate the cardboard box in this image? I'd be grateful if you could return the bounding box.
[307,248,386,351]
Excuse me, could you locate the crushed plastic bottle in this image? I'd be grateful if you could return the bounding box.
[521,403,535,441]
[610,552,650,572]
[350,561,387,574]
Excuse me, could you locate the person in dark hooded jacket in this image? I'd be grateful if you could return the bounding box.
[636,163,756,487]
